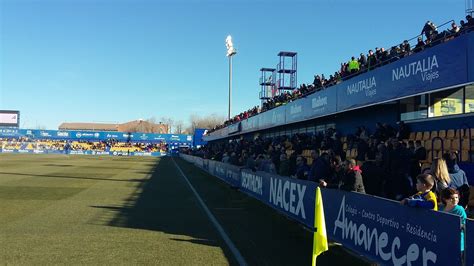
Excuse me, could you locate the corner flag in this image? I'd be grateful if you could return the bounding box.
[312,187,328,266]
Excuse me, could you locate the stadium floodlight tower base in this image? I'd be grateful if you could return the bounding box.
[225,35,237,121]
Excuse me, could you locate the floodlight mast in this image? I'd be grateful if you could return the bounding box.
[225,35,237,121]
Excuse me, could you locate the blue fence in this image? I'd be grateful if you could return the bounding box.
[0,148,164,157]
[322,189,462,266]
[0,128,193,144]
[466,219,474,266]
[180,154,471,265]
[205,32,474,141]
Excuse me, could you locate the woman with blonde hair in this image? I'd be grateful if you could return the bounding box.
[430,158,451,194]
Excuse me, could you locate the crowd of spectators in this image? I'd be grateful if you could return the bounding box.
[186,121,471,216]
[208,16,474,134]
[0,138,168,153]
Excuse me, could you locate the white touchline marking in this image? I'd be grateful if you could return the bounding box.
[172,158,247,266]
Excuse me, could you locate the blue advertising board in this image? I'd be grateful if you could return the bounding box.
[213,161,240,187]
[338,36,468,111]
[228,122,241,135]
[240,169,316,228]
[0,148,164,157]
[181,154,470,265]
[466,219,474,266]
[0,128,20,137]
[321,189,462,266]
[0,128,192,144]
[469,33,474,82]
[305,88,337,119]
[207,159,216,175]
[273,106,286,127]
[285,98,308,124]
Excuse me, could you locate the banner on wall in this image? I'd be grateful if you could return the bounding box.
[0,149,164,157]
[239,169,316,228]
[180,154,471,265]
[465,219,474,266]
[0,129,192,144]
[321,189,462,266]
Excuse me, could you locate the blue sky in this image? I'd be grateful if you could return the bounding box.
[0,0,466,129]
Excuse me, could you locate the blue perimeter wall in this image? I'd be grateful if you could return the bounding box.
[181,154,471,266]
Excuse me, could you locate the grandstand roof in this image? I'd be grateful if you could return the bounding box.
[59,120,169,134]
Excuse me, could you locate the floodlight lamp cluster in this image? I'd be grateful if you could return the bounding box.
[225,35,237,57]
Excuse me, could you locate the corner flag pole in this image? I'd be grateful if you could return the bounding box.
[312,187,328,266]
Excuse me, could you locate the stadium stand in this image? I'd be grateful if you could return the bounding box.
[209,17,474,133]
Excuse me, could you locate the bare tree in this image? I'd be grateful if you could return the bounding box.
[187,113,225,133]
[159,116,174,134]
[35,124,47,130]
[174,120,185,134]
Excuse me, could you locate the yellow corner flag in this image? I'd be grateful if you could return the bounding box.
[312,187,328,266]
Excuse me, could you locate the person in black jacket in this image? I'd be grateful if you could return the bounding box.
[421,21,437,41]
[367,50,378,70]
[414,37,425,53]
[320,159,366,193]
[358,53,367,72]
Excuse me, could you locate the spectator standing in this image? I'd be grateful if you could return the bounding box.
[421,21,437,41]
[429,158,452,195]
[439,188,467,252]
[278,153,290,176]
[466,15,473,28]
[413,37,425,53]
[401,40,411,57]
[309,152,331,182]
[348,57,360,74]
[358,53,367,71]
[367,50,378,70]
[321,159,365,193]
[443,152,470,208]
[396,121,410,140]
[387,139,412,200]
[449,22,460,35]
[293,156,310,180]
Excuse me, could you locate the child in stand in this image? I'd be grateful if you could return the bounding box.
[440,188,467,252]
[401,174,438,211]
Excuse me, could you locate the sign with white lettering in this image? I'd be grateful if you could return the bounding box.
[305,88,337,119]
[240,169,316,228]
[337,36,468,111]
[213,161,240,187]
[285,99,307,123]
[321,189,462,266]
[0,129,192,144]
[470,34,474,82]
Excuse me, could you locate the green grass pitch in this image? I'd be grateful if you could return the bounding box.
[0,154,368,265]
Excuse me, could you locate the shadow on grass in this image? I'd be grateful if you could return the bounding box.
[89,157,235,261]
